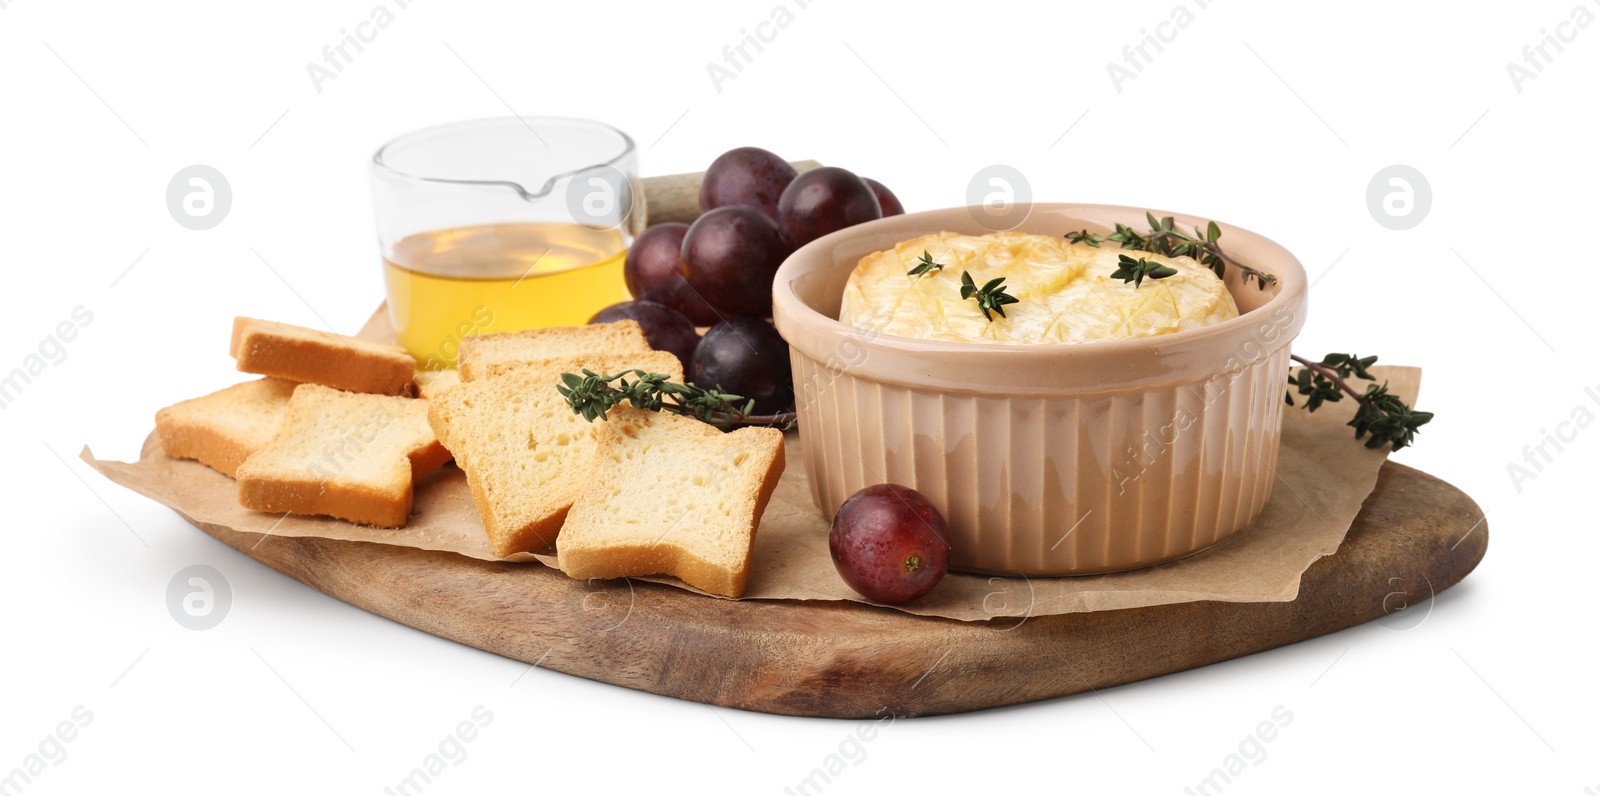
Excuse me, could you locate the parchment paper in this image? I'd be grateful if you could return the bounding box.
[84,307,1421,621]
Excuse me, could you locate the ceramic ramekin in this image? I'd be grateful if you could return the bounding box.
[772,204,1308,575]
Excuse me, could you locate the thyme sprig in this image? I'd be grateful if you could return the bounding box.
[1067,213,1278,290]
[1287,354,1432,450]
[557,369,796,430]
[1066,216,1429,449]
[1110,254,1178,288]
[907,250,945,278]
[959,271,1020,321]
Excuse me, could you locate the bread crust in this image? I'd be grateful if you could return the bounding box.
[156,421,253,478]
[456,321,652,382]
[232,317,416,395]
[154,378,297,477]
[556,408,786,598]
[235,384,443,528]
[237,473,411,529]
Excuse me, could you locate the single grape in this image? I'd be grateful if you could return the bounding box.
[588,300,700,373]
[699,147,797,220]
[690,316,793,416]
[828,484,950,604]
[624,222,723,326]
[862,177,905,217]
[777,166,883,248]
[681,206,789,318]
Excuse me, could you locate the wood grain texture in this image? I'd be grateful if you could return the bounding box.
[181,462,1486,718]
[641,160,821,226]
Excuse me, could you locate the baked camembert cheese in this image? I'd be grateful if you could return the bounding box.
[839,231,1240,344]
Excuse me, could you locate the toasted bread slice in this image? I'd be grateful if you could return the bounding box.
[556,407,785,598]
[427,350,683,557]
[236,384,449,528]
[456,321,652,382]
[476,357,680,382]
[411,369,461,399]
[231,317,416,395]
[155,378,298,477]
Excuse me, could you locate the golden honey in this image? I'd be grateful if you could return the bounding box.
[383,222,630,368]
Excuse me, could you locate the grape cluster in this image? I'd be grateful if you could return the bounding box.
[591,146,905,425]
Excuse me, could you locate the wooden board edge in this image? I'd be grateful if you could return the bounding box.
[178,461,1487,718]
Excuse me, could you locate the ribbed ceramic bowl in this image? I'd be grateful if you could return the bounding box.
[771,204,1308,575]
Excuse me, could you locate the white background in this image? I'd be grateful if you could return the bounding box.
[2,0,1596,793]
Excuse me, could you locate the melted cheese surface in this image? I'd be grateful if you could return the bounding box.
[839,231,1240,345]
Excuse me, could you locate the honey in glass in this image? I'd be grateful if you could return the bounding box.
[370,117,640,368]
[383,222,629,369]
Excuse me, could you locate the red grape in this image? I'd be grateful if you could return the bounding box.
[681,206,789,318]
[589,300,700,373]
[624,223,723,327]
[828,484,950,604]
[862,178,905,216]
[777,166,883,249]
[690,317,793,416]
[699,147,797,220]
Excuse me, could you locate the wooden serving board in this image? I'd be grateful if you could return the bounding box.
[176,460,1486,718]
